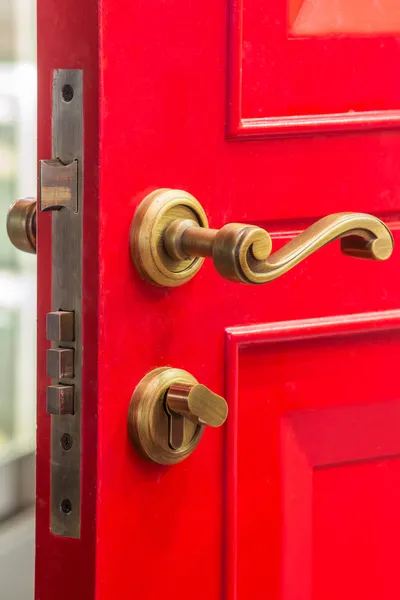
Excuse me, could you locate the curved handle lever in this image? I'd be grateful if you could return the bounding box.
[130,189,394,287]
[187,212,393,284]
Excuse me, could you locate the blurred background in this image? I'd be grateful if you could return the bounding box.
[0,0,37,598]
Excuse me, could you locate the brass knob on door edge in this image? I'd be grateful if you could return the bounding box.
[128,367,228,465]
[6,198,37,254]
[130,189,394,287]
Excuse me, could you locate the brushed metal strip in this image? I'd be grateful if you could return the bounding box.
[50,70,83,538]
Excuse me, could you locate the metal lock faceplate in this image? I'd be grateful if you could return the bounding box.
[41,70,83,538]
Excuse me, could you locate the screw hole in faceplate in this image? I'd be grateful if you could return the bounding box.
[60,498,72,515]
[60,433,73,451]
[61,84,74,103]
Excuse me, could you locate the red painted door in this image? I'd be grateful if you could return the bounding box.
[36,1,400,599]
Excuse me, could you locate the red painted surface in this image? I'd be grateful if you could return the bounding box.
[290,0,400,35]
[230,0,400,135]
[226,312,400,599]
[36,1,99,598]
[37,1,400,599]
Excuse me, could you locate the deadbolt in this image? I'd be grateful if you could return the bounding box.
[128,367,228,465]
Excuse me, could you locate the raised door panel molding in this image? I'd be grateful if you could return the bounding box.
[229,0,400,137]
[224,310,400,599]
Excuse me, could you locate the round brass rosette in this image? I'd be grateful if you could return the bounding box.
[130,188,208,287]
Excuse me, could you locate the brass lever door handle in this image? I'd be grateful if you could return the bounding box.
[130,189,394,287]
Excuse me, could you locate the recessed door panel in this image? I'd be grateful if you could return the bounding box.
[226,312,400,599]
[231,0,400,134]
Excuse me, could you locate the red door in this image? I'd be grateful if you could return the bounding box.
[35,1,400,599]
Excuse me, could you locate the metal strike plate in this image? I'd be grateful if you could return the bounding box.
[43,70,83,538]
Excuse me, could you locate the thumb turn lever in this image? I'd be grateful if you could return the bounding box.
[130,189,394,287]
[165,383,227,450]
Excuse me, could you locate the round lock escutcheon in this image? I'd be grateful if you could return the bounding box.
[128,367,228,465]
[129,189,208,287]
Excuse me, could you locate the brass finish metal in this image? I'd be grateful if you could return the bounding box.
[130,189,208,287]
[40,159,78,212]
[128,367,201,465]
[130,189,394,286]
[166,384,228,427]
[128,368,228,465]
[6,198,37,254]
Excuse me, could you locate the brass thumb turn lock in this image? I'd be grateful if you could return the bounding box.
[128,367,228,465]
[130,189,394,287]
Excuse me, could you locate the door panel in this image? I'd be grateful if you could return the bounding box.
[36,0,400,599]
[226,312,400,599]
[231,0,400,133]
